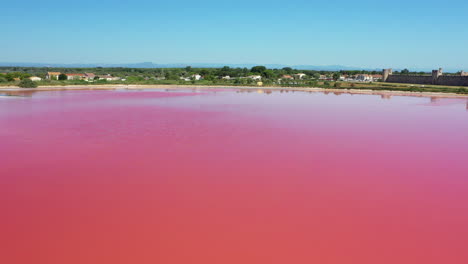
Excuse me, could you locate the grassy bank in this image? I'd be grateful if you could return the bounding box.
[1,79,468,95]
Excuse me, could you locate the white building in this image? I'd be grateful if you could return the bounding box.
[356,74,373,82]
[46,72,61,80]
[192,74,202,81]
[29,76,42,81]
[294,73,306,79]
[84,73,96,81]
[98,75,121,81]
[249,75,262,81]
[66,74,85,80]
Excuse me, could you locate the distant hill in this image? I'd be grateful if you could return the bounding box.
[0,61,457,72]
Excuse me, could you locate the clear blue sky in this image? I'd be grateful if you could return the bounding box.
[2,0,468,70]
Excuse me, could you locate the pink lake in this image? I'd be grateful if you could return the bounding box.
[1,88,468,264]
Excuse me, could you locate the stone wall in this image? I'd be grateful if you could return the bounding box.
[384,68,468,87]
[436,76,468,86]
[386,75,433,85]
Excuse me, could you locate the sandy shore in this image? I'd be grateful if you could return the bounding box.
[1,84,468,99]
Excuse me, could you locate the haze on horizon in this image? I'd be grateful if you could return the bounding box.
[2,0,467,70]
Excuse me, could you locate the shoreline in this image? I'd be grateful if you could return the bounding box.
[1,84,468,99]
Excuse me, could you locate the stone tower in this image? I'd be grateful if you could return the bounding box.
[383,69,393,82]
[432,68,443,84]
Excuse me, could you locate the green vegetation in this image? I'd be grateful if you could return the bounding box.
[18,78,37,88]
[58,73,68,80]
[1,72,31,81]
[401,69,410,74]
[0,66,467,95]
[457,88,468,94]
[332,73,340,81]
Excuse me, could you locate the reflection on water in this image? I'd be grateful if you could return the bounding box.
[0,91,36,97]
[1,88,468,264]
[2,87,468,109]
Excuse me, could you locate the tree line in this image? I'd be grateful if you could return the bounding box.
[0,66,390,82]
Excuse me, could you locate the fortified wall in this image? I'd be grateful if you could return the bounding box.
[383,68,468,86]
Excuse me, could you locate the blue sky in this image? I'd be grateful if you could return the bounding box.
[2,0,468,70]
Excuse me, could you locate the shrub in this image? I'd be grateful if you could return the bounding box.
[0,77,7,83]
[307,81,318,87]
[18,78,38,88]
[457,88,468,94]
[334,82,342,88]
[58,74,68,80]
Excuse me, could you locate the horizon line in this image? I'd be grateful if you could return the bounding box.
[0,61,465,73]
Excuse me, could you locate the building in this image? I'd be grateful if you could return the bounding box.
[281,75,294,79]
[66,73,85,80]
[339,75,356,81]
[372,74,383,81]
[221,76,231,80]
[356,74,373,82]
[97,75,121,81]
[294,73,306,79]
[46,72,61,80]
[84,73,96,81]
[192,74,202,81]
[29,76,42,81]
[249,75,262,81]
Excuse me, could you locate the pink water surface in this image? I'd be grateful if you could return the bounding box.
[1,89,468,264]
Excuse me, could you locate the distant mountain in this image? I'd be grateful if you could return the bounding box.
[0,61,458,72]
